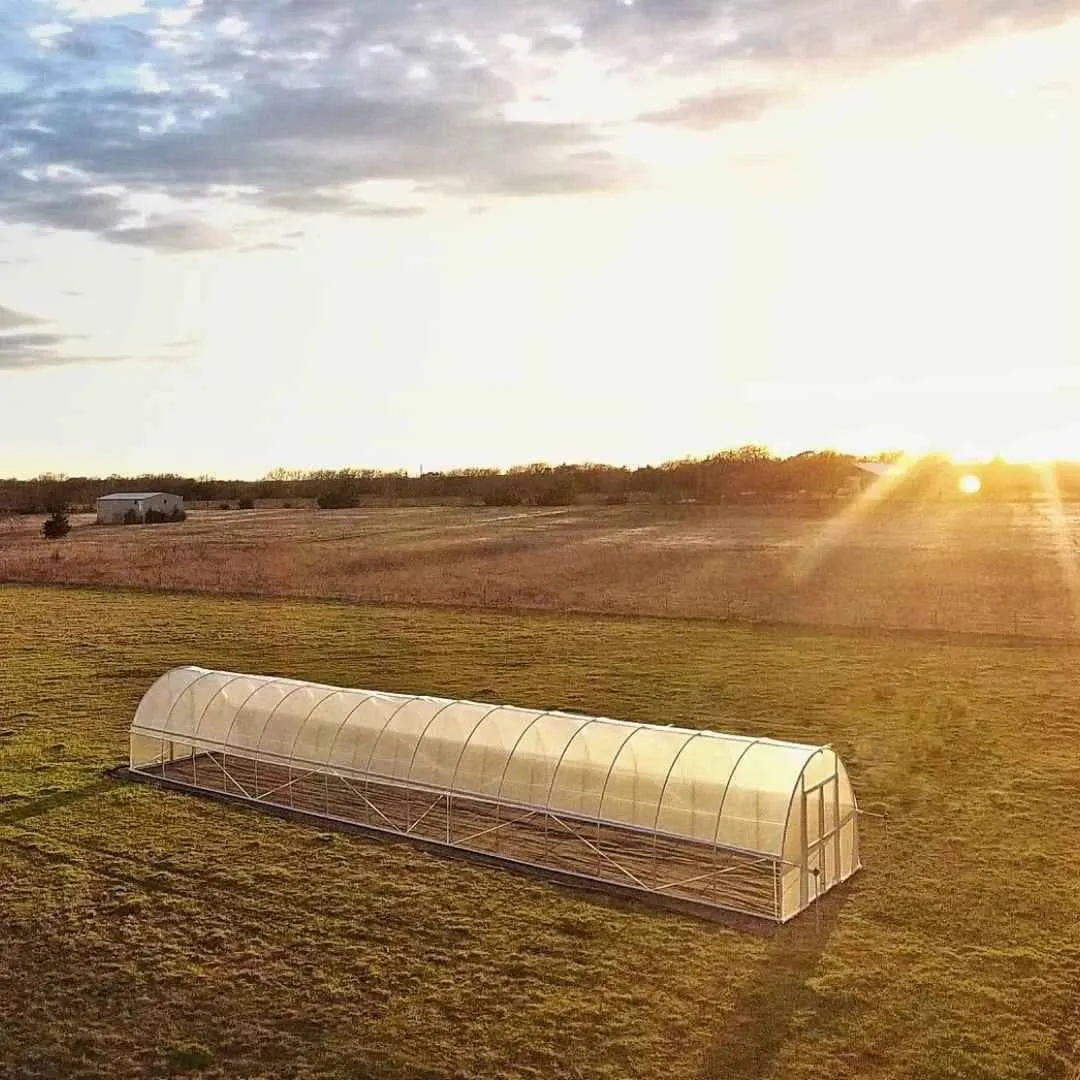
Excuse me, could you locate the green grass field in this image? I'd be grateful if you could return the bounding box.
[3,584,1080,1079]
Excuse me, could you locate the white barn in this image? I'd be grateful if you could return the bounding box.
[96,492,184,525]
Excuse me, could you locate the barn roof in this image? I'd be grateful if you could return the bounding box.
[97,492,172,501]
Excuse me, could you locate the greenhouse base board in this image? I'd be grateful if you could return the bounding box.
[126,753,789,922]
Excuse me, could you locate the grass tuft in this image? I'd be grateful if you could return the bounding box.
[165,1045,213,1073]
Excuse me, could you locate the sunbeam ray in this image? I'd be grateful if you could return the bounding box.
[788,453,923,585]
[1034,462,1080,626]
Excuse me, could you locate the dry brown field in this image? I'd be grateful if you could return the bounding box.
[4,499,1080,637]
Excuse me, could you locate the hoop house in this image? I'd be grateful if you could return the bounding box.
[128,667,860,921]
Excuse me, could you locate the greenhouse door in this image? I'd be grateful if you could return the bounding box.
[801,771,842,908]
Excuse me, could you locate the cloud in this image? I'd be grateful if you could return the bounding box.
[641,88,787,129]
[0,0,1075,253]
[239,241,295,253]
[54,20,153,59]
[0,304,47,329]
[0,350,144,371]
[492,152,641,197]
[5,188,130,235]
[0,310,183,370]
[56,0,147,20]
[0,328,87,370]
[0,330,79,351]
[259,189,427,217]
[0,327,174,371]
[58,87,603,198]
[103,217,234,252]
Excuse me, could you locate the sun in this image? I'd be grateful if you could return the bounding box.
[958,473,982,495]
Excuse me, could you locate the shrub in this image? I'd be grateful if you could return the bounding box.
[123,508,141,525]
[534,484,575,507]
[316,489,358,510]
[42,509,71,539]
[139,507,187,524]
[481,490,523,507]
[237,497,255,510]
[218,501,232,510]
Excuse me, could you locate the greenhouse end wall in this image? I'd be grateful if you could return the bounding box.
[129,667,860,921]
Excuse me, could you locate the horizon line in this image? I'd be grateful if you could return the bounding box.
[4,448,1079,484]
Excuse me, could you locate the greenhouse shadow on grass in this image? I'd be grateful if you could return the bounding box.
[128,667,860,922]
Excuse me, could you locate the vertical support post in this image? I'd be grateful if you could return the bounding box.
[815,869,822,935]
[818,780,825,883]
[832,771,841,883]
[799,773,808,910]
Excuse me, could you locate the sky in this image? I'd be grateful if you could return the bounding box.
[1,0,1078,478]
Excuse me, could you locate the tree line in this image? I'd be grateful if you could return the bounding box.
[3,449,1079,514]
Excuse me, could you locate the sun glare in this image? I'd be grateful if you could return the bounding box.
[959,473,982,495]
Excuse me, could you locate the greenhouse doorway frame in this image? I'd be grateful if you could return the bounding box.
[794,754,853,911]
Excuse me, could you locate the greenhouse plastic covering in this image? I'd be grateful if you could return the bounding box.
[130,666,859,921]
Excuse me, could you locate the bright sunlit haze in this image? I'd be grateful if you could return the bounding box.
[1,1,1078,479]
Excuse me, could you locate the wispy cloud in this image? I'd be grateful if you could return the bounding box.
[103,216,234,251]
[0,303,47,329]
[0,301,189,369]
[0,327,90,369]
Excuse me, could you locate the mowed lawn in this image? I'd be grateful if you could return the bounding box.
[2,585,1080,1079]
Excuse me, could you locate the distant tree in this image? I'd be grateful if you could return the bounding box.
[42,507,71,539]
[783,450,856,497]
[534,472,576,506]
[263,466,308,482]
[730,444,771,462]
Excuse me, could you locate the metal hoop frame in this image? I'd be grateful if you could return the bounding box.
[128,667,860,922]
